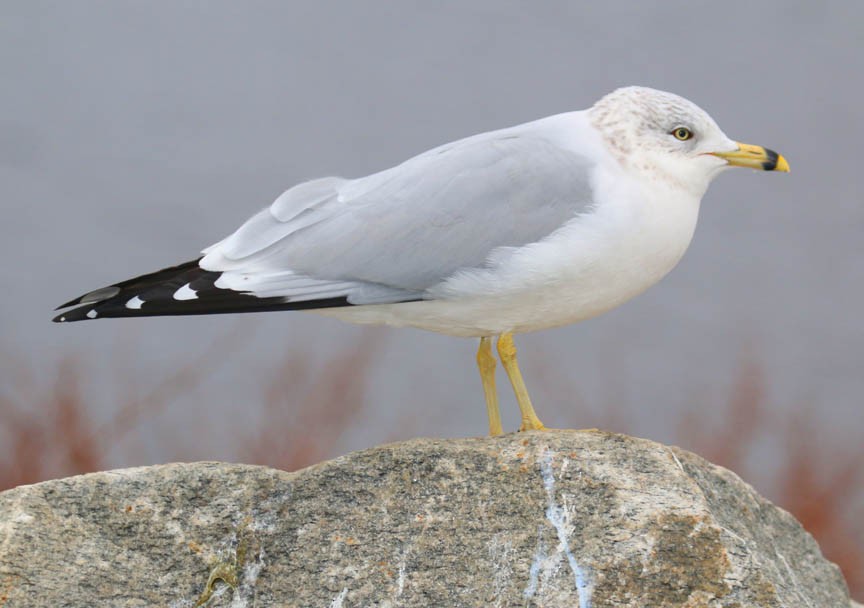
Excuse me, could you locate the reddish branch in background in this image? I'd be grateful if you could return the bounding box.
[677,361,864,596]
[0,347,860,598]
[241,329,386,470]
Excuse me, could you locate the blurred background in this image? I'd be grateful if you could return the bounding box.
[1,0,862,596]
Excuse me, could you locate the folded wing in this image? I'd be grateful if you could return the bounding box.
[55,120,598,321]
[202,127,597,299]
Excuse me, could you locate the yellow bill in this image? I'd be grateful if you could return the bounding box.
[711,142,790,172]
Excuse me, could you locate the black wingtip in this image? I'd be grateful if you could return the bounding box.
[55,286,122,310]
[52,305,97,323]
[55,296,81,311]
[50,257,378,323]
[53,311,73,323]
[52,260,205,318]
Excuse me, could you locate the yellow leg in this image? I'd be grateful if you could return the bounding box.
[476,337,503,436]
[497,332,546,432]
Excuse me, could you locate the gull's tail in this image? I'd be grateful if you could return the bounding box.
[52,258,351,323]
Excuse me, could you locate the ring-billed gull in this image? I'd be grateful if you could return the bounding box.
[54,86,789,435]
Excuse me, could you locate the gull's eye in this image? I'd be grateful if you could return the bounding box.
[672,127,693,141]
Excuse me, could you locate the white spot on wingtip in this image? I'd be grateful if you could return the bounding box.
[173,283,197,301]
[59,316,66,322]
[126,295,144,310]
[86,309,97,319]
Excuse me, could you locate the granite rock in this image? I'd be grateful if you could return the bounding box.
[0,430,853,607]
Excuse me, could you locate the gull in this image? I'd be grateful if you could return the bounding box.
[53,87,789,435]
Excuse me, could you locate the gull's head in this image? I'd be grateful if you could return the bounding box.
[589,86,789,196]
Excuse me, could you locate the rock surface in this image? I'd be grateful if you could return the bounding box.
[0,430,853,607]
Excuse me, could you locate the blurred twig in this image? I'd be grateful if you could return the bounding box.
[93,323,251,443]
[241,328,387,471]
[0,325,251,489]
[677,357,766,473]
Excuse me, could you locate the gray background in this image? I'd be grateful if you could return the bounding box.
[1,1,862,466]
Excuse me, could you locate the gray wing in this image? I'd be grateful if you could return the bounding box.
[201,129,596,303]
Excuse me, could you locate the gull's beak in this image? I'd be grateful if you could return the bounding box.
[710,142,790,172]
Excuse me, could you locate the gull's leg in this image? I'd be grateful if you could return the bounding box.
[476,336,503,436]
[497,332,546,432]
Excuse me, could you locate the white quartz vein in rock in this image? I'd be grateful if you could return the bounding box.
[329,587,348,608]
[523,450,591,608]
[488,533,514,607]
[523,529,546,599]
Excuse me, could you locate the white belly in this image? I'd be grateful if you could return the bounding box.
[317,183,701,338]
[315,285,653,337]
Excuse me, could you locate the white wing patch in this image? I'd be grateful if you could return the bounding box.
[125,296,145,309]
[173,283,198,301]
[212,269,417,305]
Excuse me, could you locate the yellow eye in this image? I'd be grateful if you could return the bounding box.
[672,127,693,141]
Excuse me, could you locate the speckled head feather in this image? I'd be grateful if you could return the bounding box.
[588,86,735,192]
